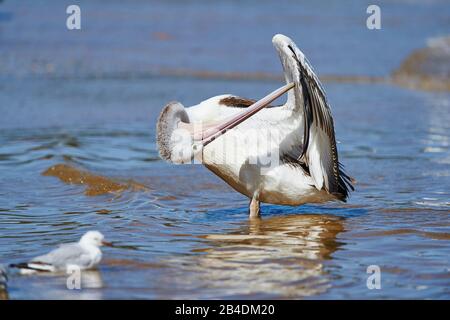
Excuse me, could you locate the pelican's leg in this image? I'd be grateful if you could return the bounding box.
[249,197,260,218]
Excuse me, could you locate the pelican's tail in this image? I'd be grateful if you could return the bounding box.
[334,163,355,202]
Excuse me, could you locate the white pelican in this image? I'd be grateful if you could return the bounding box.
[157,34,354,218]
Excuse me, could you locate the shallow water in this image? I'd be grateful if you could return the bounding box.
[1,77,449,299]
[1,0,450,299]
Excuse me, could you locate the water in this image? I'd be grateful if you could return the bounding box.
[0,0,449,299]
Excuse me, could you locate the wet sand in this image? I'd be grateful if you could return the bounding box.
[392,36,450,91]
[42,163,148,196]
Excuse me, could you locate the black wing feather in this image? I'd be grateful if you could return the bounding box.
[287,45,354,200]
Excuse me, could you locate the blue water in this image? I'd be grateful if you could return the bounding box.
[0,0,449,299]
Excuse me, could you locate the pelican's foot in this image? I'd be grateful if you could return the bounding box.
[249,197,260,219]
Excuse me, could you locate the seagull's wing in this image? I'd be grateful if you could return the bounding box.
[8,243,92,273]
[32,243,92,269]
[10,243,94,273]
[281,43,354,200]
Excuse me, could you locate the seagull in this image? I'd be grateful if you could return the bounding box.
[156,34,353,218]
[10,231,112,274]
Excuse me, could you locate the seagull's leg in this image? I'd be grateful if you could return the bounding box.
[249,197,260,218]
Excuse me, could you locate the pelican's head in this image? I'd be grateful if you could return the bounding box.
[272,34,308,107]
[272,34,305,82]
[79,231,112,247]
[156,101,194,164]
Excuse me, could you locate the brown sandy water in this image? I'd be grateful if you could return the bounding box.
[42,163,148,196]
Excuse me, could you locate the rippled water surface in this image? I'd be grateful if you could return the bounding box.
[0,0,449,299]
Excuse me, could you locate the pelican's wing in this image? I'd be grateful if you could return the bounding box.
[285,46,353,200]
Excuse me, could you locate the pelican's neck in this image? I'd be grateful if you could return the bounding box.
[281,99,300,120]
[285,88,297,112]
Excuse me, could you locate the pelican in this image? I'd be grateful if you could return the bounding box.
[156,34,353,218]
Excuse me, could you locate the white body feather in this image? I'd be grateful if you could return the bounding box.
[186,96,335,205]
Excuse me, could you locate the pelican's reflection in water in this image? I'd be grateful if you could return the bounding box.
[168,213,344,298]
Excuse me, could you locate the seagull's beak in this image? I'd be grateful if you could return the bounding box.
[101,240,113,247]
[189,82,295,152]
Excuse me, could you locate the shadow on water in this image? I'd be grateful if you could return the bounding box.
[202,203,368,222]
[263,204,368,218]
